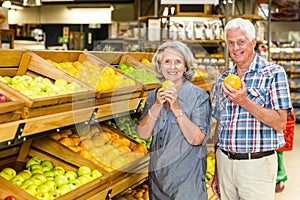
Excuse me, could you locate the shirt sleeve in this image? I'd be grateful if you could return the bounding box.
[270,66,293,112]
[191,91,212,145]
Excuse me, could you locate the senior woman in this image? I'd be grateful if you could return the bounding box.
[136,41,212,199]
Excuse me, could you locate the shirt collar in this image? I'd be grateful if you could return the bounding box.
[231,54,265,76]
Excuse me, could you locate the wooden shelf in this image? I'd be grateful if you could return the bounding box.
[139,14,224,21]
[0,29,14,49]
[0,97,146,147]
[229,15,267,20]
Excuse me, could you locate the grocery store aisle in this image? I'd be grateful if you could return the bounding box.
[275,123,300,200]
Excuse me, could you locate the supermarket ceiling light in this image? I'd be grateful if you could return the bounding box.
[23,0,41,6]
[2,0,24,10]
[42,0,75,2]
[2,1,11,8]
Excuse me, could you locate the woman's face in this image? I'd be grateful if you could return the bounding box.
[161,47,186,84]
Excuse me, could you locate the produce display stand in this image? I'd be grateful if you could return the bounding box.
[0,49,214,199]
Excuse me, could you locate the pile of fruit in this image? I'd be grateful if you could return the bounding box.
[117,63,160,84]
[106,115,152,148]
[114,182,149,200]
[0,75,87,99]
[49,126,148,172]
[206,152,215,182]
[141,58,154,70]
[0,156,102,200]
[47,60,136,92]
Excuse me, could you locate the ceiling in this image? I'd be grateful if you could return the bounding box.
[2,0,134,6]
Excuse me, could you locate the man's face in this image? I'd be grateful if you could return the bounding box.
[226,28,256,67]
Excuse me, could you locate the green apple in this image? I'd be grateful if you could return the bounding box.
[44,170,55,178]
[10,175,25,186]
[1,167,16,178]
[41,160,54,170]
[18,170,32,180]
[55,79,68,86]
[33,76,44,83]
[38,184,50,193]
[26,156,41,169]
[3,76,12,84]
[43,180,56,192]
[77,166,91,176]
[91,169,102,180]
[35,192,52,200]
[29,164,43,171]
[65,170,77,182]
[21,179,35,190]
[0,76,5,83]
[0,171,12,180]
[23,75,33,82]
[24,184,39,196]
[11,75,25,85]
[69,178,82,189]
[31,168,44,175]
[57,184,72,196]
[50,191,60,199]
[31,173,47,186]
[55,174,68,188]
[52,166,65,176]
[77,174,92,185]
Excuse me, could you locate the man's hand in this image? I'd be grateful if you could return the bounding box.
[222,81,248,106]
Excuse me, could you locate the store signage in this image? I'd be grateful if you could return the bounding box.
[161,0,218,4]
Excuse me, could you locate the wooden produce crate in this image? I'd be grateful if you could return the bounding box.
[117,54,161,97]
[89,51,124,65]
[0,137,110,200]
[52,124,149,173]
[49,124,149,200]
[0,50,96,119]
[126,52,154,65]
[32,50,143,105]
[0,86,24,124]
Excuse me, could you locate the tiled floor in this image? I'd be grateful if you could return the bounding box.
[275,123,300,199]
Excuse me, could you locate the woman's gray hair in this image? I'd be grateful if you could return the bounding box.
[152,41,197,82]
[224,18,256,42]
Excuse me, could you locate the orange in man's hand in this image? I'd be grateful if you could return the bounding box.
[162,80,176,91]
[224,74,241,90]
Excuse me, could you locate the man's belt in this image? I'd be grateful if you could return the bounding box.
[221,149,275,160]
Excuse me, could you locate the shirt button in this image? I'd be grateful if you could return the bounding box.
[159,137,162,140]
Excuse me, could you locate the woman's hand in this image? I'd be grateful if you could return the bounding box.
[164,88,179,109]
[211,171,221,198]
[155,88,167,105]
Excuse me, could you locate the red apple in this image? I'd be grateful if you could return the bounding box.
[0,93,8,103]
[4,196,17,200]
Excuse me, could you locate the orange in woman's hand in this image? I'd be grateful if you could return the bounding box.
[162,80,176,91]
[224,74,241,90]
